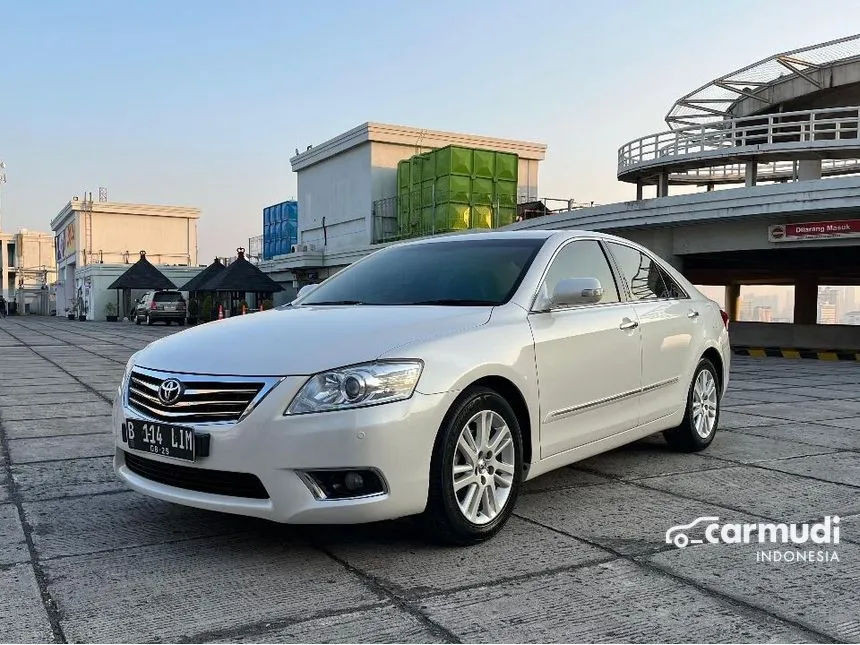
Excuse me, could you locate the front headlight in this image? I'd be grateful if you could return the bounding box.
[285,360,423,415]
[119,352,139,395]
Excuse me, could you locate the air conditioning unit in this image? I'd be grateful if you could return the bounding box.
[305,243,317,252]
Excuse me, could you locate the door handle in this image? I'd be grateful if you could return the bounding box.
[619,318,639,330]
[688,310,700,319]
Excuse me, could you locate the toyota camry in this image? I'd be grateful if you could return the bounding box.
[113,230,730,545]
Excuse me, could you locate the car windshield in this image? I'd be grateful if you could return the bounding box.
[299,237,547,306]
[154,292,183,302]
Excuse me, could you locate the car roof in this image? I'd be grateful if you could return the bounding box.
[391,228,616,247]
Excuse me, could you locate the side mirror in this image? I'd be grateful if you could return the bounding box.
[549,277,604,308]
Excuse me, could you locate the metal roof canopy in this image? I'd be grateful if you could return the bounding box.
[107,251,177,290]
[179,258,224,292]
[666,34,860,129]
[199,248,284,293]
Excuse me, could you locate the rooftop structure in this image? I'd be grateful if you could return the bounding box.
[619,33,860,194]
[666,33,860,127]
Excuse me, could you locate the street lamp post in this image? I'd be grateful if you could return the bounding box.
[0,161,6,233]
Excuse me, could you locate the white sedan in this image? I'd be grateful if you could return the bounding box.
[113,230,730,545]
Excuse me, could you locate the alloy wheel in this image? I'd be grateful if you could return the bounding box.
[451,409,516,525]
[691,368,718,438]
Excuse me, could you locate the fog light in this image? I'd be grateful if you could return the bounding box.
[344,471,364,491]
[300,469,386,500]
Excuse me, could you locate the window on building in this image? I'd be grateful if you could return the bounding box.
[738,285,795,323]
[818,285,860,325]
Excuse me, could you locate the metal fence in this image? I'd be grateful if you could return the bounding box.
[248,235,263,264]
[371,193,581,244]
[619,105,860,174]
[670,158,860,184]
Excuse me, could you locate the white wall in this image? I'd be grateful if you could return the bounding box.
[90,212,197,265]
[297,143,372,252]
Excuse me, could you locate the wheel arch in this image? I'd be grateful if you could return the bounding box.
[700,346,725,395]
[434,372,536,477]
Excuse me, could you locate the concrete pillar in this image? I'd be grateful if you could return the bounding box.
[636,181,643,201]
[745,163,757,187]
[706,183,714,192]
[797,159,822,181]
[657,173,669,198]
[726,284,741,321]
[794,278,818,325]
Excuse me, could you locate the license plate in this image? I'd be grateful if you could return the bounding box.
[165,305,176,311]
[125,418,196,462]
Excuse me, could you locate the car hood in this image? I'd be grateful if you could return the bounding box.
[134,305,493,376]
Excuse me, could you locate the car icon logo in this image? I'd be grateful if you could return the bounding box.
[158,378,183,405]
[665,516,720,548]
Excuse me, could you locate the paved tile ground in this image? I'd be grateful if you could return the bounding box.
[1,316,859,643]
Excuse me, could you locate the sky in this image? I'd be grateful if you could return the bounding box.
[2,0,860,261]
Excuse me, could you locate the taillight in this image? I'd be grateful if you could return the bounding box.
[720,309,729,329]
[150,302,157,310]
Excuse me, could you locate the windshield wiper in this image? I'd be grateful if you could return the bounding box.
[405,299,497,306]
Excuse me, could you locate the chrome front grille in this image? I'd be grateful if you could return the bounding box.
[126,368,274,425]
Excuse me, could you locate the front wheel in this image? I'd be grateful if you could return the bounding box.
[663,358,721,452]
[420,387,523,545]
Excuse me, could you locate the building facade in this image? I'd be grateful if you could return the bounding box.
[50,196,201,318]
[0,228,57,313]
[260,122,547,301]
[511,33,860,351]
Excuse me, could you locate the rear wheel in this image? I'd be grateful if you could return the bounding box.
[420,387,523,545]
[663,358,720,452]
[146,314,153,326]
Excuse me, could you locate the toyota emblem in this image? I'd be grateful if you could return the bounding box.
[158,378,183,405]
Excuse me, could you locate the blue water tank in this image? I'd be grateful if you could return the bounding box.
[262,200,298,258]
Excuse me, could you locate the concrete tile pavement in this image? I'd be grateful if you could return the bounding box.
[0,316,858,643]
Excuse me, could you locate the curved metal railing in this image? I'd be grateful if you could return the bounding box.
[619,105,860,179]
[669,158,860,184]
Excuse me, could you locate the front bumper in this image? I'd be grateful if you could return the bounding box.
[112,376,448,524]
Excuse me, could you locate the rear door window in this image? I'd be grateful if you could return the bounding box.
[606,242,670,301]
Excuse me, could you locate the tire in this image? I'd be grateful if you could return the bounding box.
[134,315,141,325]
[663,358,721,452]
[178,320,185,326]
[420,386,523,545]
[146,314,153,326]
